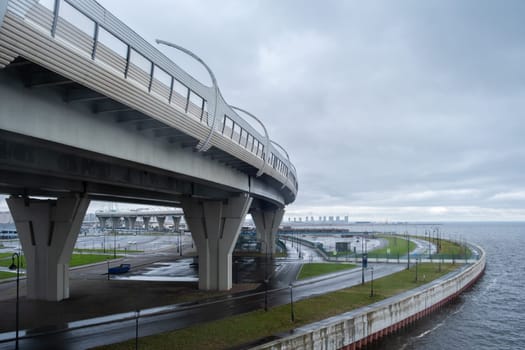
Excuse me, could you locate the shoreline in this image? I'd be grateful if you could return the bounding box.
[250,243,486,350]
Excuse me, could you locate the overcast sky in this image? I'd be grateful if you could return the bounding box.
[3,0,525,222]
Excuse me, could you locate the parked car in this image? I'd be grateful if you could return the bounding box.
[108,263,131,274]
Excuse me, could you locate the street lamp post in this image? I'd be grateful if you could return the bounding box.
[361,237,365,285]
[234,260,239,284]
[425,230,430,260]
[264,278,269,312]
[179,229,183,256]
[113,228,117,259]
[406,231,410,270]
[9,253,20,350]
[415,258,419,282]
[369,267,374,297]
[259,240,270,311]
[437,227,441,254]
[289,283,295,322]
[135,309,140,350]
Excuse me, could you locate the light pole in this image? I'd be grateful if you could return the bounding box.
[179,229,183,256]
[9,252,20,350]
[156,39,219,152]
[289,283,295,322]
[425,230,430,259]
[406,231,410,270]
[260,240,270,311]
[113,225,117,259]
[264,278,269,312]
[415,258,419,282]
[234,260,239,284]
[437,227,441,254]
[361,236,365,284]
[369,267,374,297]
[135,309,140,350]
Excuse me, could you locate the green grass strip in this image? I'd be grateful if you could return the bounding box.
[297,263,356,280]
[0,271,17,280]
[333,235,416,258]
[74,248,142,254]
[413,236,472,259]
[369,235,416,257]
[0,253,26,269]
[1,252,120,269]
[95,263,457,350]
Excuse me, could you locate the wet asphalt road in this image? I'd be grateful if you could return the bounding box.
[0,241,406,349]
[0,261,404,350]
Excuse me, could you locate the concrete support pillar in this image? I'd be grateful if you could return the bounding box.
[252,207,285,256]
[172,215,182,230]
[126,216,137,230]
[6,194,90,301]
[156,216,166,231]
[181,194,252,290]
[142,216,151,231]
[98,216,107,231]
[110,217,120,230]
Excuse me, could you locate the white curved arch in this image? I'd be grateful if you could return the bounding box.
[155,39,219,152]
[230,105,270,177]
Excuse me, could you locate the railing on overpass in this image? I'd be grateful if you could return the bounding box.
[2,0,298,194]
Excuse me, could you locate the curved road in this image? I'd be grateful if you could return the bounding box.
[0,236,429,349]
[0,260,404,349]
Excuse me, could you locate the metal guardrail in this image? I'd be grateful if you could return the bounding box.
[3,0,298,194]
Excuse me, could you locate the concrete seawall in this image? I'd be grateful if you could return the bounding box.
[251,243,486,350]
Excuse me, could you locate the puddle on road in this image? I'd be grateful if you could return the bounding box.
[114,275,198,282]
[112,259,198,282]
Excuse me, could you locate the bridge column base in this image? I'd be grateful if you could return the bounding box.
[142,216,151,231]
[182,194,252,291]
[172,215,181,230]
[98,216,107,231]
[110,217,120,231]
[126,216,137,230]
[6,194,90,301]
[156,216,166,231]
[252,207,285,257]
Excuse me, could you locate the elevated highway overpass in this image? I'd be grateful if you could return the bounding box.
[95,209,184,231]
[0,0,297,300]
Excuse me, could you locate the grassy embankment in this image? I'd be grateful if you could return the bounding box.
[368,235,416,258]
[0,271,15,279]
[96,263,457,350]
[413,235,472,259]
[297,263,356,280]
[334,235,416,258]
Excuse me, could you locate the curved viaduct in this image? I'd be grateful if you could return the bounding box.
[0,0,298,300]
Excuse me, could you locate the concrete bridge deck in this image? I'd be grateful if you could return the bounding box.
[0,0,297,300]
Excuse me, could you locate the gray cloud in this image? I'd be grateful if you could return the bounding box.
[3,0,524,221]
